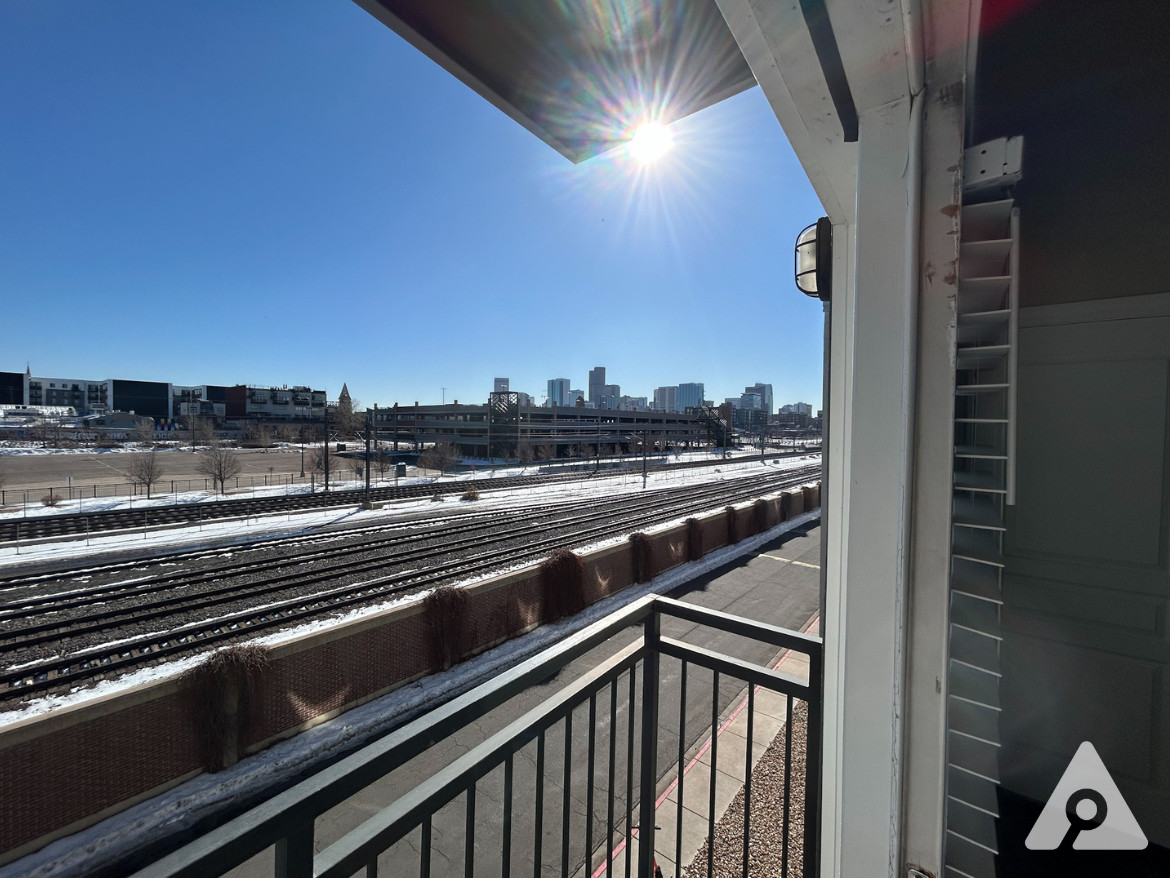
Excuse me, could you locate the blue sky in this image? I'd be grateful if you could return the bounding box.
[1,1,824,411]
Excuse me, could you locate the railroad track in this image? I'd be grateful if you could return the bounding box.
[0,470,594,544]
[0,467,819,703]
[0,452,817,545]
[0,503,558,593]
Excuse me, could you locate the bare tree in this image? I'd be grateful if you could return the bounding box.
[30,419,67,449]
[350,459,364,481]
[241,423,274,449]
[536,444,556,462]
[332,391,362,438]
[181,415,215,448]
[195,444,243,495]
[372,449,394,479]
[418,442,460,476]
[307,445,329,474]
[123,449,166,499]
[516,442,535,467]
[134,422,155,448]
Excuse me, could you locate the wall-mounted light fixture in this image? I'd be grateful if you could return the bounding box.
[795,217,832,301]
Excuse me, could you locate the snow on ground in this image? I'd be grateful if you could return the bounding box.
[0,508,821,878]
[0,454,820,569]
[0,454,821,726]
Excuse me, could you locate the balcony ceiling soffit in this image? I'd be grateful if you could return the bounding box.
[353,0,758,163]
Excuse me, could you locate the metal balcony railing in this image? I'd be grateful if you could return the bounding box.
[133,595,822,878]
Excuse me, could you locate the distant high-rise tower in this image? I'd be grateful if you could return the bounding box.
[653,386,678,413]
[494,378,510,393]
[744,382,773,415]
[547,378,570,407]
[588,366,606,403]
[677,382,704,411]
[601,384,620,409]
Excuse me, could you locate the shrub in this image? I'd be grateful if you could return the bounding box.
[461,487,480,502]
[629,532,653,584]
[541,548,586,622]
[181,645,269,771]
[685,517,703,562]
[40,493,62,507]
[423,586,470,670]
[754,498,770,534]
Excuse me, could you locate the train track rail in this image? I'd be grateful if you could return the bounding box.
[0,503,561,593]
[0,470,593,544]
[0,452,817,545]
[0,467,819,704]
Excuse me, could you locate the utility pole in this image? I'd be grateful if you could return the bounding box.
[323,403,330,492]
[363,409,372,506]
[642,426,648,489]
[596,414,601,472]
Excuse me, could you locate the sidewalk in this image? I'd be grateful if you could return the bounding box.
[587,522,822,878]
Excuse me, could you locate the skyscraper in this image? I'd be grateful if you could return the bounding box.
[601,384,620,409]
[588,366,605,404]
[653,386,678,413]
[677,382,704,411]
[547,378,570,407]
[744,382,773,414]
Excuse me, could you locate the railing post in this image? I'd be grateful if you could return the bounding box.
[637,604,660,878]
[274,822,314,878]
[804,646,823,878]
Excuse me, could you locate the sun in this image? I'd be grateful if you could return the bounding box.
[628,122,674,164]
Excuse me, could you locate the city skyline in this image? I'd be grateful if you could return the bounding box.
[6,364,806,417]
[1,3,825,412]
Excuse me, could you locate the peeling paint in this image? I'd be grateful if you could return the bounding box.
[943,260,958,286]
[940,204,959,218]
[923,261,936,286]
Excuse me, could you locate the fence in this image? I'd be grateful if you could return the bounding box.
[132,594,822,878]
[0,472,368,510]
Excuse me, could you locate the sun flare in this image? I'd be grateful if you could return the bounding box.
[628,122,674,164]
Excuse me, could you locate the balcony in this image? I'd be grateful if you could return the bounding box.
[133,595,821,878]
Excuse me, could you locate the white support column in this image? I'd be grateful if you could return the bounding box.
[901,80,966,878]
[821,96,917,877]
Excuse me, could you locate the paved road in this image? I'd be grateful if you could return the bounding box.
[228,522,821,878]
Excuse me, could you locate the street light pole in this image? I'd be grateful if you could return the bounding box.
[364,409,372,506]
[596,414,601,472]
[323,403,330,492]
[642,426,648,489]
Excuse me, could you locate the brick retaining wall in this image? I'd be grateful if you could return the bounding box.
[0,485,818,863]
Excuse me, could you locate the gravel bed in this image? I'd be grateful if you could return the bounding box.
[1,475,806,691]
[681,701,809,878]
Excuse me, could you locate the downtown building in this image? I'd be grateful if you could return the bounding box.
[3,367,327,425]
